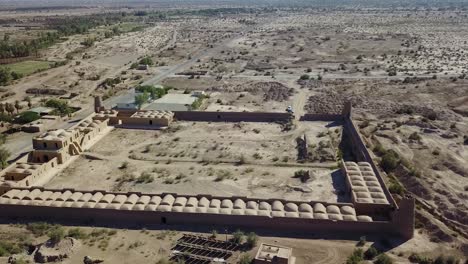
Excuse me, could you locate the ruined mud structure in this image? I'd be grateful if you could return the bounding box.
[0,98,415,240]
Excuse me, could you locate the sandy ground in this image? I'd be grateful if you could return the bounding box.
[0,223,464,264]
[46,122,346,202]
[0,224,360,264]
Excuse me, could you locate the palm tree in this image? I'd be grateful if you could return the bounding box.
[14,100,21,113]
[0,147,10,169]
[25,96,32,109]
[6,103,14,116]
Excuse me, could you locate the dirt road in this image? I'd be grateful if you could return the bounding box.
[143,33,240,86]
[292,89,307,120]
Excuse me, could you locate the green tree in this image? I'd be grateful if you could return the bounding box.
[45,99,72,116]
[380,150,400,173]
[245,232,258,249]
[191,98,203,110]
[0,103,4,114]
[238,254,252,264]
[347,248,364,264]
[135,85,168,99]
[0,147,10,169]
[364,246,379,260]
[11,71,23,80]
[299,74,310,80]
[388,180,404,195]
[48,226,65,244]
[134,92,150,109]
[0,241,23,257]
[0,67,12,86]
[374,254,393,264]
[139,56,154,66]
[231,229,244,244]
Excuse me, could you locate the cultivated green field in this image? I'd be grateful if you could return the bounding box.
[1,60,53,76]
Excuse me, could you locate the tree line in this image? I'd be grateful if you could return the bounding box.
[0,31,60,59]
[0,13,128,60]
[0,7,264,61]
[0,98,71,127]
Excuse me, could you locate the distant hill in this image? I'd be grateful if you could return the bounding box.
[1,0,468,10]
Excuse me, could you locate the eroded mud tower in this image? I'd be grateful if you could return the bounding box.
[94,96,104,113]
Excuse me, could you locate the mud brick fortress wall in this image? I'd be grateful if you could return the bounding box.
[173,111,291,123]
[0,187,414,239]
[0,99,415,240]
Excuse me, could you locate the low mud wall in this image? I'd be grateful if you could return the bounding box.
[299,114,343,121]
[174,111,291,122]
[110,116,170,127]
[115,110,341,123]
